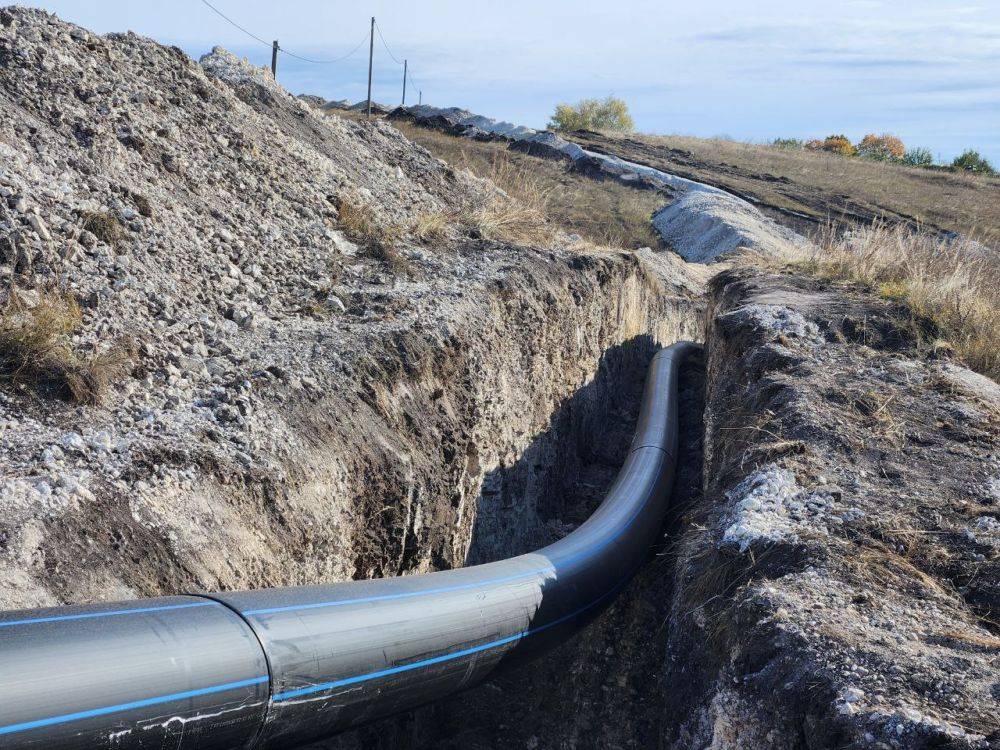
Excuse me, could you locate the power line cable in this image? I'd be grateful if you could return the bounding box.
[377,23,422,100]
[374,20,404,65]
[198,0,369,65]
[199,0,270,47]
[278,30,370,64]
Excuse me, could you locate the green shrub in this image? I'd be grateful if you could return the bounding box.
[952,150,996,176]
[902,147,934,167]
[549,96,634,133]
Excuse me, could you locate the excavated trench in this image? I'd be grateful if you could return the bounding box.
[7,13,994,747]
[309,337,707,750]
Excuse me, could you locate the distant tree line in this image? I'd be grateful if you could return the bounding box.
[773,133,996,175]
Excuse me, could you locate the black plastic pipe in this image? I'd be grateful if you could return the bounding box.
[0,341,698,749]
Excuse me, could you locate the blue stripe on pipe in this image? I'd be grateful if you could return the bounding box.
[0,602,214,629]
[0,347,686,738]
[0,676,269,736]
[246,450,669,619]
[271,572,627,702]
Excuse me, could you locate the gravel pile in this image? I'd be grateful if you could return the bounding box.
[0,8,555,606]
[0,7,706,611]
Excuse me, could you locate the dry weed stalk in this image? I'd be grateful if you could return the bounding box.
[460,153,555,246]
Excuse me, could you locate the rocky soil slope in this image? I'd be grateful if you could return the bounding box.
[0,7,703,609]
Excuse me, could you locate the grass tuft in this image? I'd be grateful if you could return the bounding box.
[335,195,391,245]
[410,211,451,243]
[457,152,555,246]
[0,291,128,404]
[79,210,124,246]
[334,194,412,274]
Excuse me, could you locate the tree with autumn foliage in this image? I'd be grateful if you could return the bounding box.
[857,133,906,161]
[806,135,856,157]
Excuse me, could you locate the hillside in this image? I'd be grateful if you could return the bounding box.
[335,105,1000,250]
[569,131,1000,245]
[332,104,997,380]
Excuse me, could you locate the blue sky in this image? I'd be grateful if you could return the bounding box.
[29,1,1000,163]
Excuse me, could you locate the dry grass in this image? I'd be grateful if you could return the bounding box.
[410,211,451,243]
[842,545,950,599]
[744,222,1000,381]
[457,152,555,246]
[851,389,905,445]
[335,195,399,248]
[391,121,663,249]
[0,291,127,403]
[334,194,413,274]
[935,629,1000,650]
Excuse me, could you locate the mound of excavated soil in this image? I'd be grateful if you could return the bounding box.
[651,189,809,263]
[0,7,703,611]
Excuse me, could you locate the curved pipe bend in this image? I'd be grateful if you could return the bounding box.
[0,341,699,749]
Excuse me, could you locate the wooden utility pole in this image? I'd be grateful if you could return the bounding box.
[271,40,278,78]
[366,17,375,119]
[401,59,407,106]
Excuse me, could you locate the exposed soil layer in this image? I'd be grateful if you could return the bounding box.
[665,269,999,749]
[311,352,706,750]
